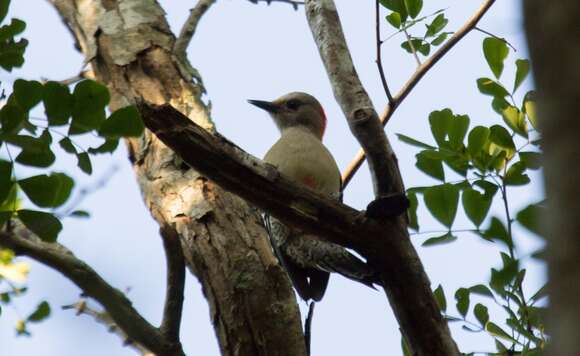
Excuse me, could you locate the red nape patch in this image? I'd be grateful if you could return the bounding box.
[318,105,327,139]
[301,175,318,189]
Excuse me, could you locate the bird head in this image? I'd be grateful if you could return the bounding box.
[248,92,327,139]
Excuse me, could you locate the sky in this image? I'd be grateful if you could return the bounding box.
[1,1,545,355]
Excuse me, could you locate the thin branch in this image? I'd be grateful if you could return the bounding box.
[474,26,517,52]
[341,0,497,188]
[62,300,155,356]
[247,0,305,10]
[375,0,393,103]
[0,229,184,356]
[305,0,403,198]
[159,226,186,343]
[403,28,422,67]
[174,0,216,58]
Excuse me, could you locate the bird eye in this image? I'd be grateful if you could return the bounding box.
[286,99,301,111]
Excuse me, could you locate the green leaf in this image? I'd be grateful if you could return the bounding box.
[70,210,90,218]
[58,137,77,154]
[422,232,456,246]
[12,80,42,110]
[489,124,515,159]
[523,91,538,129]
[386,12,401,29]
[70,80,109,134]
[486,322,516,342]
[17,210,62,242]
[431,32,448,46]
[99,106,144,138]
[474,303,489,326]
[396,133,436,149]
[433,285,446,312]
[477,78,509,98]
[454,287,470,317]
[0,38,27,72]
[462,188,492,227]
[0,160,13,203]
[516,203,542,235]
[27,301,50,322]
[428,109,453,146]
[404,0,422,19]
[0,103,26,134]
[501,105,528,138]
[87,138,119,154]
[469,284,494,298]
[15,150,55,168]
[77,152,92,175]
[415,151,444,181]
[519,151,542,170]
[467,126,490,157]
[379,0,408,21]
[407,191,419,231]
[483,217,512,248]
[504,162,530,186]
[0,18,25,40]
[401,39,430,56]
[425,14,448,37]
[18,173,74,208]
[491,96,510,114]
[423,183,459,228]
[0,183,18,212]
[0,0,9,24]
[483,37,509,79]
[448,114,469,149]
[513,59,530,93]
[43,81,73,126]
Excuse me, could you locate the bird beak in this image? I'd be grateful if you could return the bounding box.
[247,99,279,113]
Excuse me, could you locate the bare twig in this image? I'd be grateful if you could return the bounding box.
[159,226,186,343]
[341,0,497,188]
[0,229,184,356]
[62,300,155,356]
[247,0,305,10]
[474,26,517,52]
[304,302,315,356]
[403,28,422,67]
[375,0,394,103]
[174,0,217,58]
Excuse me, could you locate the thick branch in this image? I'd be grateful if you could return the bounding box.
[159,226,186,343]
[341,0,496,188]
[0,230,183,356]
[304,1,459,355]
[174,0,216,58]
[140,102,460,356]
[305,0,402,198]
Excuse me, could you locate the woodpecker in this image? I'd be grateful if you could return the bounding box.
[249,92,379,302]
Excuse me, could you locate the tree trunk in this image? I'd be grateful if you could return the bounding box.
[523,2,580,355]
[49,1,306,355]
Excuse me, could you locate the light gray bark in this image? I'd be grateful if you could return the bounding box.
[48,1,307,355]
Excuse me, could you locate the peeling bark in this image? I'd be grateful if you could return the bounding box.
[49,1,306,355]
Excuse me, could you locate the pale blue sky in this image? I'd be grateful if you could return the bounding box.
[1,1,544,355]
